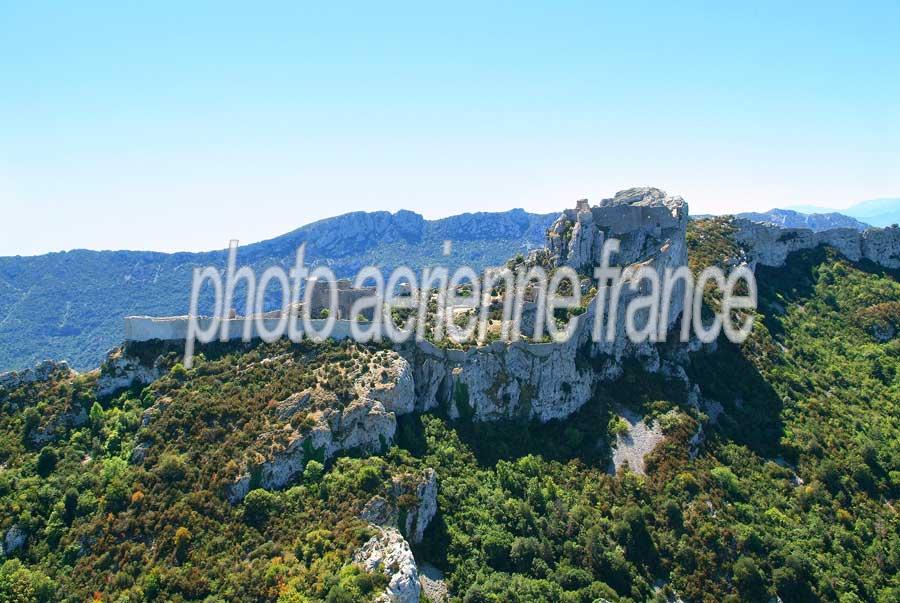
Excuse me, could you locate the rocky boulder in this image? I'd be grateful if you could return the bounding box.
[95,346,167,398]
[353,527,421,603]
[225,350,414,503]
[1,525,26,557]
[361,468,438,545]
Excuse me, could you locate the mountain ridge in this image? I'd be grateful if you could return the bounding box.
[786,197,900,227]
[0,208,556,371]
[736,208,870,232]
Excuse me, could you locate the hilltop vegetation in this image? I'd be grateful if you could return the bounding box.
[0,220,897,602]
[0,209,555,372]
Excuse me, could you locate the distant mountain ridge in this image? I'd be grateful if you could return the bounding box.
[0,208,555,371]
[736,208,870,232]
[787,197,900,228]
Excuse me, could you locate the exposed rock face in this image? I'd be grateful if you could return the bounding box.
[95,346,167,398]
[607,407,666,476]
[734,219,900,269]
[361,469,438,545]
[0,360,74,392]
[402,188,691,423]
[1,525,26,556]
[29,404,87,446]
[227,396,397,503]
[403,469,437,545]
[548,187,688,272]
[353,527,421,603]
[0,360,85,445]
[366,354,416,415]
[226,350,416,503]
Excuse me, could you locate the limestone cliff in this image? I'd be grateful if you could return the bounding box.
[547,187,688,272]
[225,350,417,502]
[734,219,900,269]
[403,187,691,423]
[360,468,438,545]
[353,527,421,603]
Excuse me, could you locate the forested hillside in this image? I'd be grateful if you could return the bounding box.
[0,220,897,602]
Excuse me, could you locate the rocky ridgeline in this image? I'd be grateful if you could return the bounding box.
[355,469,439,603]
[735,208,870,232]
[547,187,688,272]
[221,350,416,503]
[102,189,695,432]
[0,359,74,391]
[405,187,691,423]
[734,218,900,269]
[353,526,421,603]
[0,360,85,446]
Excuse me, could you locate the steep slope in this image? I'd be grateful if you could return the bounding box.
[1,216,897,602]
[0,209,555,372]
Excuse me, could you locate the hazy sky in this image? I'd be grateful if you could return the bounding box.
[2,1,898,256]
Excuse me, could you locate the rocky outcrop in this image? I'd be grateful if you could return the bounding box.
[548,188,688,272]
[0,360,85,444]
[365,354,416,415]
[29,404,87,446]
[1,525,26,557]
[227,396,397,503]
[0,360,74,392]
[734,219,900,269]
[95,346,167,398]
[402,188,690,423]
[607,408,666,475]
[226,350,416,503]
[361,468,438,545]
[403,469,437,545]
[353,527,421,603]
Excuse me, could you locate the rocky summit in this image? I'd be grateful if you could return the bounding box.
[2,189,900,602]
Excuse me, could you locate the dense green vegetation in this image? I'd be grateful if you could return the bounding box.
[0,220,898,602]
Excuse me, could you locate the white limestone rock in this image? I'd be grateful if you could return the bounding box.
[0,360,74,392]
[734,219,900,269]
[405,468,437,545]
[360,469,438,545]
[362,353,416,416]
[607,408,666,475]
[95,346,166,398]
[353,527,421,603]
[404,188,690,424]
[548,188,688,272]
[225,351,413,503]
[226,395,396,503]
[2,525,26,556]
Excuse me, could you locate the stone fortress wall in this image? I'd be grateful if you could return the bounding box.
[111,187,900,429]
[125,192,900,351]
[122,189,900,424]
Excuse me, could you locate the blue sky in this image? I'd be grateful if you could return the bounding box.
[2,1,898,255]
